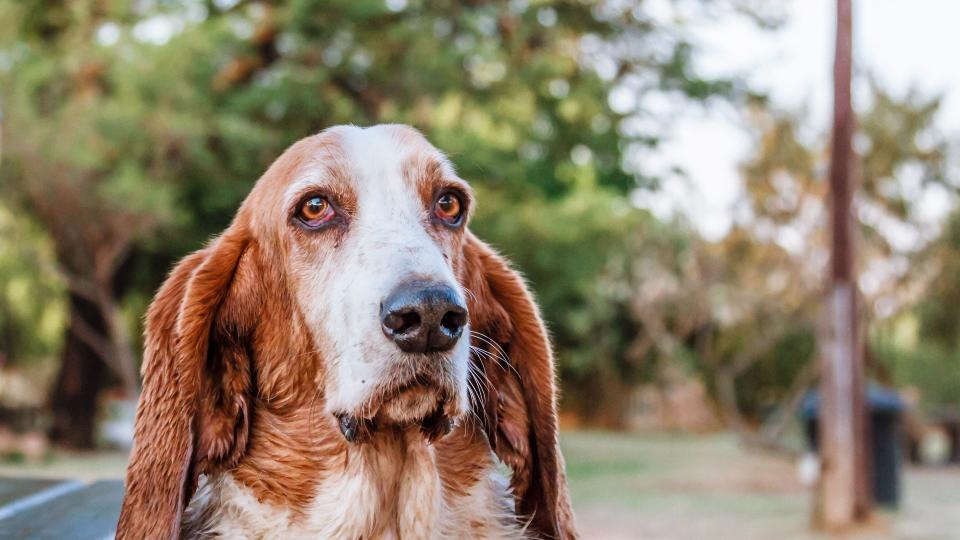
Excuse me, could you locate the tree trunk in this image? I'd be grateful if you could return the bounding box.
[48,292,107,449]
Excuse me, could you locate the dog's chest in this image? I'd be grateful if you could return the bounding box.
[183,445,524,539]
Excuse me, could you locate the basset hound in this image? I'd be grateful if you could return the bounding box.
[117,124,577,539]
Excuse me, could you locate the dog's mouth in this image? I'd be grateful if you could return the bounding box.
[334,373,460,444]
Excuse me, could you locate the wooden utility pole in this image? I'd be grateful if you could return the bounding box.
[817,0,872,530]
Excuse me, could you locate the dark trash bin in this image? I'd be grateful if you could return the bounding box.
[800,383,906,508]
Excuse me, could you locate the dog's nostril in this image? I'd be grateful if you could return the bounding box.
[383,311,420,335]
[384,310,421,335]
[440,309,466,334]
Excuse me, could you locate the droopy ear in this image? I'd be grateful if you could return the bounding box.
[117,220,260,540]
[460,232,577,540]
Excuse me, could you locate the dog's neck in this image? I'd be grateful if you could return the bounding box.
[318,429,445,538]
[182,402,525,539]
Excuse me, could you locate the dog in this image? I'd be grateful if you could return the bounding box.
[116,124,577,539]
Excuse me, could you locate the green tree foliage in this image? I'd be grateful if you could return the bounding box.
[0,0,748,438]
[0,207,65,364]
[882,209,960,410]
[4,0,955,440]
[919,213,960,347]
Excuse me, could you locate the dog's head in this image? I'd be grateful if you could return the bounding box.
[261,125,475,434]
[117,125,575,539]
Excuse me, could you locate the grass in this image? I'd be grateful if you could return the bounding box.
[562,430,960,540]
[562,431,811,539]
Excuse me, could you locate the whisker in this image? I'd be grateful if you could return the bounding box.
[466,359,489,407]
[460,286,479,304]
[470,330,508,360]
[470,332,521,380]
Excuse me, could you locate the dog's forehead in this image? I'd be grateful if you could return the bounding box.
[277,124,453,207]
[336,124,432,170]
[328,124,445,188]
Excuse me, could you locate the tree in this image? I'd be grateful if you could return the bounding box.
[0,0,750,444]
[1,0,184,445]
[716,77,953,426]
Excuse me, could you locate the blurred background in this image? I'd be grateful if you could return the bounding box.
[1,0,959,538]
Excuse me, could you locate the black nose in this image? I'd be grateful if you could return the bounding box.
[380,282,467,353]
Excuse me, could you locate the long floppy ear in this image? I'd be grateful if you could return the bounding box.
[117,220,260,539]
[461,232,577,540]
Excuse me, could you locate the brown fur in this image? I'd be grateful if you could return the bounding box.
[458,233,578,539]
[117,127,576,539]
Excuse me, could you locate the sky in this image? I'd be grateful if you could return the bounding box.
[639,0,960,241]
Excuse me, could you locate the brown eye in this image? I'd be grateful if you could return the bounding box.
[297,196,335,226]
[434,192,464,225]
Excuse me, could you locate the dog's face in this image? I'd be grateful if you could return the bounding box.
[266,125,472,434]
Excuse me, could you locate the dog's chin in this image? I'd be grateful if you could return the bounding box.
[376,383,445,424]
[335,382,463,444]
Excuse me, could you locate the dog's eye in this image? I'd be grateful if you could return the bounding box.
[434,192,464,225]
[297,196,335,227]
